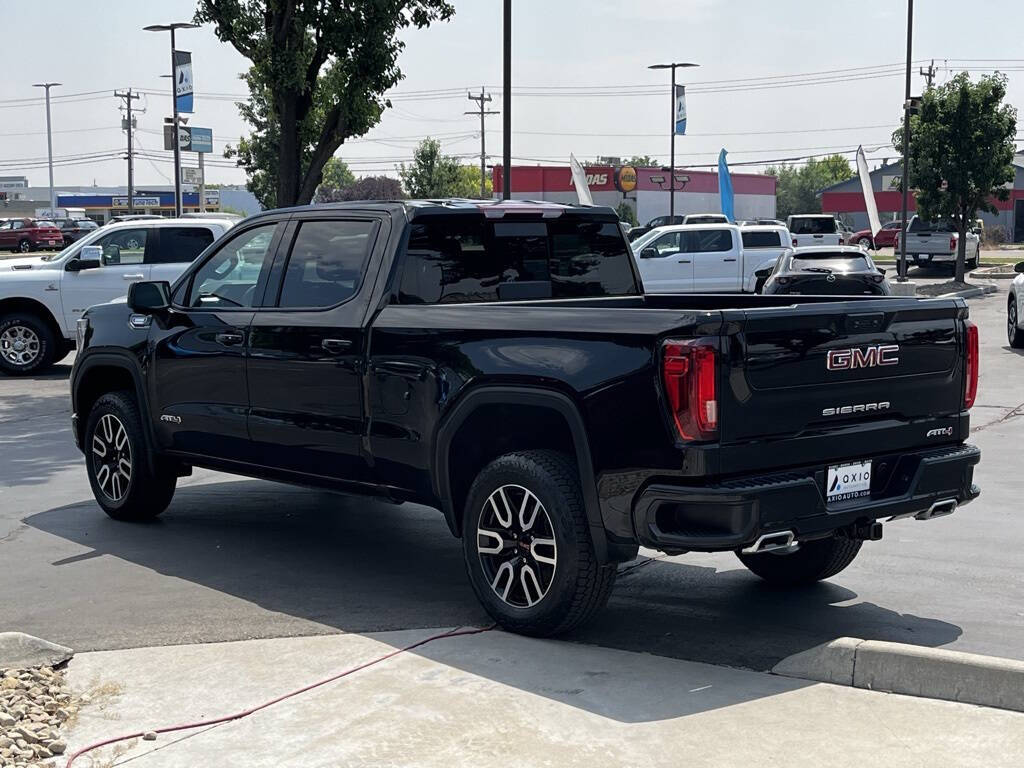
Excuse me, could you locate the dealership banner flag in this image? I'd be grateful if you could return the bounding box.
[718,149,735,222]
[674,85,687,135]
[174,50,194,114]
[569,153,594,206]
[856,145,881,237]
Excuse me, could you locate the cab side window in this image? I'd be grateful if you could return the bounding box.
[150,227,215,265]
[184,224,278,309]
[95,229,148,266]
[651,231,683,257]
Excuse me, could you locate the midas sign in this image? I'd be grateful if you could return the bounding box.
[570,172,609,187]
[616,165,637,193]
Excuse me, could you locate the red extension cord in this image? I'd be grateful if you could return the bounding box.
[65,624,495,768]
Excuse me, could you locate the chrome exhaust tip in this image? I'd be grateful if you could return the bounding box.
[741,530,799,555]
[915,498,958,521]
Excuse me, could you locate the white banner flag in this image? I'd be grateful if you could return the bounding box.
[569,153,594,206]
[857,145,881,238]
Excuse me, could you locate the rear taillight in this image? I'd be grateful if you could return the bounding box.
[661,340,718,441]
[964,320,979,409]
[950,236,957,251]
[792,237,798,247]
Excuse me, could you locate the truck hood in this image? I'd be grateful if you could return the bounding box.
[0,255,61,273]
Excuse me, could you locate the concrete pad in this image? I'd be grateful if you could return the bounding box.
[889,280,917,296]
[770,636,863,686]
[855,640,1024,712]
[0,632,73,671]
[62,630,1024,768]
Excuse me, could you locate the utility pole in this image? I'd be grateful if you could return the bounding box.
[502,0,511,200]
[114,89,137,213]
[898,0,914,281]
[32,82,61,215]
[919,59,936,89]
[465,88,498,199]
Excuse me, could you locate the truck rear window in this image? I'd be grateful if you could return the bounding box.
[908,218,955,233]
[741,230,784,248]
[397,214,640,304]
[790,217,837,235]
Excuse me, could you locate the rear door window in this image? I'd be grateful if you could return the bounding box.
[150,226,216,265]
[276,220,377,308]
[397,214,639,304]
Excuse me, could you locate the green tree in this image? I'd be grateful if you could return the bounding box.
[330,175,405,201]
[197,0,454,209]
[625,155,658,167]
[399,138,472,198]
[893,72,1017,281]
[765,154,853,220]
[615,201,637,226]
[314,157,356,203]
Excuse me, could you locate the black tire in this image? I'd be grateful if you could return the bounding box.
[857,236,873,251]
[0,312,57,376]
[737,534,862,587]
[1008,296,1024,349]
[84,391,176,521]
[17,239,33,253]
[462,450,616,636]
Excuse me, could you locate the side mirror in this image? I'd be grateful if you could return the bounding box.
[128,281,171,314]
[1015,262,1024,274]
[640,247,659,259]
[878,267,887,275]
[67,245,102,272]
[754,267,773,279]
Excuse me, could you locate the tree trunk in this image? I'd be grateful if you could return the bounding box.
[276,97,302,208]
[955,221,967,283]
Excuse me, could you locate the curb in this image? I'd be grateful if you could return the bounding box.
[0,632,74,671]
[772,637,1024,713]
[937,283,998,299]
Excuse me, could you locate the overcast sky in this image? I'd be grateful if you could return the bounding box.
[1,0,1022,189]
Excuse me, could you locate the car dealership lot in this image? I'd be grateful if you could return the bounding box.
[0,279,1021,674]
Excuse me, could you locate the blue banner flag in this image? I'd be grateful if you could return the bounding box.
[674,84,687,135]
[718,149,734,222]
[174,50,193,114]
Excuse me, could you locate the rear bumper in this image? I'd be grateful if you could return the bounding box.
[632,443,980,552]
[911,252,955,262]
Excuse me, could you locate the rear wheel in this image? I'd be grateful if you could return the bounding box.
[0,313,57,376]
[1008,296,1024,348]
[85,391,177,521]
[17,239,32,253]
[462,450,616,636]
[737,534,862,587]
[857,236,872,250]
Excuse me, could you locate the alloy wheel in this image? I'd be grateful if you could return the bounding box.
[858,237,871,250]
[18,240,31,253]
[476,484,557,608]
[91,413,133,501]
[0,325,41,367]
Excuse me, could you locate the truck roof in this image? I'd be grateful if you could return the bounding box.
[246,199,618,221]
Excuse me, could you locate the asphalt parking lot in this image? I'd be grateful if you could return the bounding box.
[1,278,1021,673]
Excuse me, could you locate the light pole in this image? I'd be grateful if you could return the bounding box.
[648,62,698,221]
[144,22,197,217]
[898,0,914,282]
[32,82,61,215]
[502,0,511,200]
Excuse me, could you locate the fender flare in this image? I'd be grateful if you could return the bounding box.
[432,385,608,563]
[72,351,158,472]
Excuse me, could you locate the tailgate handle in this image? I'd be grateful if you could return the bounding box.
[848,313,885,333]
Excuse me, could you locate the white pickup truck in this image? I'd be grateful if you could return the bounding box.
[632,223,788,293]
[0,217,236,375]
[787,214,844,247]
[897,215,981,270]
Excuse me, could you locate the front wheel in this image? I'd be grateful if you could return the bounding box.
[1009,297,1024,348]
[85,391,177,521]
[462,450,616,636]
[857,237,872,250]
[17,239,33,253]
[0,313,57,376]
[737,534,862,587]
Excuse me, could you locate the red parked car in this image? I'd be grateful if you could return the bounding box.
[850,219,904,250]
[0,218,65,253]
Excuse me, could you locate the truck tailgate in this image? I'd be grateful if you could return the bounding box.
[905,233,953,255]
[720,298,966,469]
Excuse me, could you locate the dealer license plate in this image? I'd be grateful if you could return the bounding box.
[826,460,872,504]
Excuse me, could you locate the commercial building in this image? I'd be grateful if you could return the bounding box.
[820,157,1024,242]
[491,165,777,224]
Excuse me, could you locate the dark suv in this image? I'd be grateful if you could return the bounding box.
[55,218,100,246]
[71,200,981,636]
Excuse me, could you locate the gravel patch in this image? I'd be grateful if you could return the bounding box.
[0,666,78,768]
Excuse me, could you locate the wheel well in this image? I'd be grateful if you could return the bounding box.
[0,297,63,342]
[75,365,136,445]
[446,403,577,535]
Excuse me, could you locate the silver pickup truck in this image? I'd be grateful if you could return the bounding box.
[899,216,981,270]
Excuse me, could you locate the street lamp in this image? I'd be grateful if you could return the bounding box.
[32,82,61,215]
[144,22,198,217]
[648,62,699,221]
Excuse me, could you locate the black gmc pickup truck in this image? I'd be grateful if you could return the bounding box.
[71,200,981,636]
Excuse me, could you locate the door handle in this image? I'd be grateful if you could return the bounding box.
[215,332,244,346]
[321,338,353,353]
[723,258,737,262]
[677,259,691,264]
[122,273,145,280]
